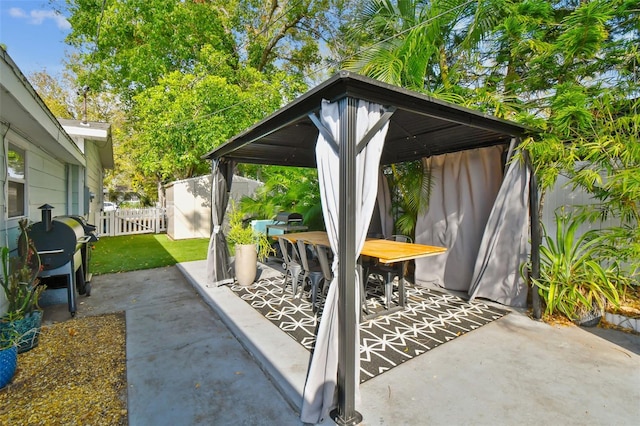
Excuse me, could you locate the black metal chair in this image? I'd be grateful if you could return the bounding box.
[297,239,330,312]
[313,243,333,311]
[364,235,412,311]
[277,236,303,296]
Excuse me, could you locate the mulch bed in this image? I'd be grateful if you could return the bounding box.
[0,312,127,425]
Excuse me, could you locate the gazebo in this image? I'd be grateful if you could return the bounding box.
[203,71,537,425]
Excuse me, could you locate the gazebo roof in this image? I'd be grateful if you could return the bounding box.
[203,71,531,166]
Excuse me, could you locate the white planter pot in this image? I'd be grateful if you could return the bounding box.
[235,244,257,286]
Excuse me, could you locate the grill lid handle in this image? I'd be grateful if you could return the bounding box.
[37,249,64,255]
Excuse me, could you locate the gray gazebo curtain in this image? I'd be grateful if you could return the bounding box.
[367,171,393,238]
[468,149,531,307]
[376,171,394,238]
[414,146,504,291]
[206,159,235,287]
[301,99,389,424]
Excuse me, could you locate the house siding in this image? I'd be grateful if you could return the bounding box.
[28,150,67,218]
[1,129,69,239]
[1,50,114,316]
[68,164,81,215]
[85,140,103,216]
[0,128,73,313]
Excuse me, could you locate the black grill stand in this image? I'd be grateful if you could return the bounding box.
[29,205,97,317]
[37,248,85,317]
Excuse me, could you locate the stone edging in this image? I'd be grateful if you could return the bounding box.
[605,312,640,333]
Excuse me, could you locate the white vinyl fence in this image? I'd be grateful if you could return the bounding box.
[541,170,636,277]
[541,171,625,235]
[95,208,167,236]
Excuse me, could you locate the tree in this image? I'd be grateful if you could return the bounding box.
[28,71,76,118]
[28,67,142,204]
[129,51,300,198]
[235,0,340,78]
[60,0,344,201]
[387,161,433,240]
[337,0,481,236]
[338,0,477,92]
[65,0,237,100]
[334,0,639,278]
[479,0,639,282]
[64,0,343,98]
[238,166,324,230]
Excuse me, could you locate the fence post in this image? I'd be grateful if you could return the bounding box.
[111,211,118,236]
[93,208,168,236]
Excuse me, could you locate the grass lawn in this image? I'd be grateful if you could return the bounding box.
[91,234,209,275]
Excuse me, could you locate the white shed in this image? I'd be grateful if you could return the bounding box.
[166,174,263,240]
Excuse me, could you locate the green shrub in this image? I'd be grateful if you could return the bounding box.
[532,211,627,321]
[226,202,274,261]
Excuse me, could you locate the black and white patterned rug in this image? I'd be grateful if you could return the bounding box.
[230,275,509,383]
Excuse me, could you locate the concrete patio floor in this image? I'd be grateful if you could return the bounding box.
[43,260,640,425]
[179,259,640,426]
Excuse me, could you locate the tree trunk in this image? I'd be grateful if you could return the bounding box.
[157,180,166,208]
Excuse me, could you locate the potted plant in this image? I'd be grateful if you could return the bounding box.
[530,211,626,326]
[0,219,45,353]
[226,203,274,286]
[0,327,18,389]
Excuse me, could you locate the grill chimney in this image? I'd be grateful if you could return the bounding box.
[39,204,54,232]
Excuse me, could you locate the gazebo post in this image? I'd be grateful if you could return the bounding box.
[330,96,363,425]
[525,150,542,319]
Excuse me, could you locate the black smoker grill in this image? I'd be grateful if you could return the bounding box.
[28,204,98,316]
[266,212,308,267]
[59,214,99,284]
[265,212,307,238]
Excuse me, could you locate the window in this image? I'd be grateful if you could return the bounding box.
[8,145,26,218]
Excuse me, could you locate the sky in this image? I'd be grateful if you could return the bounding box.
[0,0,73,77]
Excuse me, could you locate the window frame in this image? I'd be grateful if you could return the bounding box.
[6,142,28,220]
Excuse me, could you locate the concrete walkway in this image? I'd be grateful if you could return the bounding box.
[42,265,300,425]
[43,261,640,425]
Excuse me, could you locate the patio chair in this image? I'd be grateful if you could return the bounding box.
[277,236,303,296]
[297,239,330,312]
[365,235,413,310]
[313,243,333,311]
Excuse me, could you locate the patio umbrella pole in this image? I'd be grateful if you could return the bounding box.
[330,96,363,426]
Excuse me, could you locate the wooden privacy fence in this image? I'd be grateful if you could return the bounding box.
[96,208,167,236]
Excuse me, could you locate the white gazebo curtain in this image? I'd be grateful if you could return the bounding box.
[205,159,235,287]
[301,99,389,424]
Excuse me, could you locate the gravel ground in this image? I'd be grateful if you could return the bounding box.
[0,312,127,425]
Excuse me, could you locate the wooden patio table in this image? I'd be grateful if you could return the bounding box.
[281,231,447,318]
